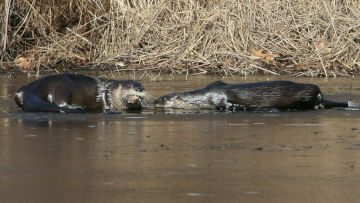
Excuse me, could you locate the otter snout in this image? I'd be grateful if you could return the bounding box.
[125,95,143,109]
[154,95,173,107]
[14,90,24,108]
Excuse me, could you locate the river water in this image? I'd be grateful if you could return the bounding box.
[1,72,360,202]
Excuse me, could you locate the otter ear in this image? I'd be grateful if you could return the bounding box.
[206,81,228,88]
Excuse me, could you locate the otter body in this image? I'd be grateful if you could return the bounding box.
[15,74,146,113]
[154,81,348,111]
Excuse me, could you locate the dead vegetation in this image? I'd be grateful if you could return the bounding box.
[1,0,360,77]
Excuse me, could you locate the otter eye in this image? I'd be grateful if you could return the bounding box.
[135,87,143,92]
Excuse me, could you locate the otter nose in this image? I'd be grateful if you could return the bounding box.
[127,95,142,104]
[126,95,142,110]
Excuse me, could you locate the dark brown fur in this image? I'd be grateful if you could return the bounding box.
[154,81,348,111]
[15,74,146,113]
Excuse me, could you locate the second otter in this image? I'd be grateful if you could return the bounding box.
[154,81,349,111]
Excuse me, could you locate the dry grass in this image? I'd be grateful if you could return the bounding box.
[1,0,360,77]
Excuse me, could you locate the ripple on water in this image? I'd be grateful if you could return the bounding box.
[186,193,203,197]
[282,123,327,126]
[225,123,249,126]
[25,134,38,138]
[187,163,198,168]
[244,191,260,195]
[261,114,280,117]
[124,116,148,119]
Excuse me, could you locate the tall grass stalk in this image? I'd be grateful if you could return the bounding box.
[1,0,10,52]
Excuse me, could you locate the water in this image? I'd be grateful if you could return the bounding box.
[1,73,360,202]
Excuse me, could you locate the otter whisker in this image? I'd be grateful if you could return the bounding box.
[141,93,154,106]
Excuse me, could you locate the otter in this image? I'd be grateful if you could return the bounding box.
[154,81,352,111]
[14,74,147,113]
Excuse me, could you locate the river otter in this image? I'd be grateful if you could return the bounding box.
[154,81,350,111]
[14,74,147,113]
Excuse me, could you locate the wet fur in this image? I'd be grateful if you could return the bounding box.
[15,74,146,113]
[154,81,348,111]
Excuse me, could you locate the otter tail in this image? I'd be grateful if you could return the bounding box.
[323,99,360,109]
[323,99,348,108]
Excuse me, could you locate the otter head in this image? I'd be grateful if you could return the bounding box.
[154,93,216,109]
[154,82,230,110]
[315,93,324,109]
[110,80,146,110]
[154,94,180,108]
[14,90,24,108]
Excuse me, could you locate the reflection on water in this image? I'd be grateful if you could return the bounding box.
[1,73,360,202]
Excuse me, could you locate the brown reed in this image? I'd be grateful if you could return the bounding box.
[1,0,360,77]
